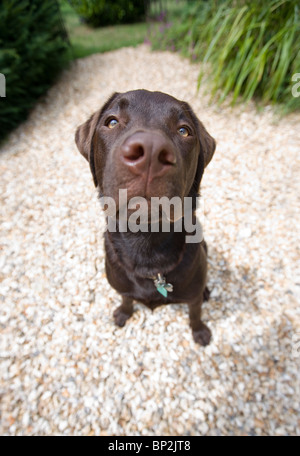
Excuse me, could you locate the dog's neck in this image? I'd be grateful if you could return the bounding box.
[106,221,187,278]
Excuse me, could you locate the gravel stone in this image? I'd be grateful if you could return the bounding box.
[0,45,299,436]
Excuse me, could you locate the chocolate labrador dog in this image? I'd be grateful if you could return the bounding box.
[75,90,215,345]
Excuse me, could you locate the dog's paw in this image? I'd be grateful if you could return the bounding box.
[113,306,132,327]
[192,323,212,346]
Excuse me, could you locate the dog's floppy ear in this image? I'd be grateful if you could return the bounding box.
[75,110,101,187]
[75,92,120,187]
[198,119,216,168]
[187,106,216,197]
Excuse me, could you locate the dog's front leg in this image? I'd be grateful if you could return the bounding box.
[188,297,211,346]
[113,296,134,327]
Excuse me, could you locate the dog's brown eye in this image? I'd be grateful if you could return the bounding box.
[178,126,190,137]
[107,118,118,129]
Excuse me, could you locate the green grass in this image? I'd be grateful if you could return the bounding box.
[149,0,300,113]
[59,0,148,60]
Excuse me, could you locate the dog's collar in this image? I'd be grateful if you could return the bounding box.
[151,273,173,298]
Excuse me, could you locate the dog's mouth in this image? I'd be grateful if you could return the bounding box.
[101,167,186,225]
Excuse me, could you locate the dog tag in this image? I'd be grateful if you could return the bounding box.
[153,274,173,297]
[164,283,173,292]
[156,284,168,298]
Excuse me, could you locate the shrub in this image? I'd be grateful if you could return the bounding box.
[69,0,147,27]
[150,0,300,112]
[0,0,70,142]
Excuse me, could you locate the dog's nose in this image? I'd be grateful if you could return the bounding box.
[120,131,176,178]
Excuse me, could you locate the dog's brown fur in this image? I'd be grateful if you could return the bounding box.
[75,90,216,345]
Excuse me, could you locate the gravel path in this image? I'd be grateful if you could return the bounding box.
[1,45,299,436]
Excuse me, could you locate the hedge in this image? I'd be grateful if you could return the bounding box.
[0,0,70,142]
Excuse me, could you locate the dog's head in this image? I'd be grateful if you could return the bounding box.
[75,90,215,217]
